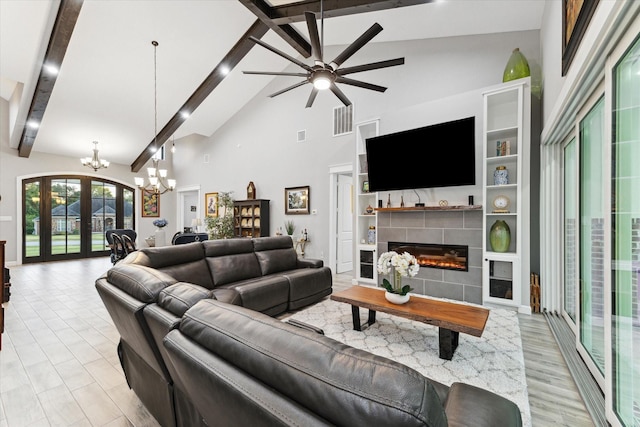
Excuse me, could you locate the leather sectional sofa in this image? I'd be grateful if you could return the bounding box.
[96,236,522,426]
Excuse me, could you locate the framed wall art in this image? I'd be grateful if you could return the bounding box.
[205,192,219,217]
[285,186,310,215]
[562,0,599,75]
[142,190,160,217]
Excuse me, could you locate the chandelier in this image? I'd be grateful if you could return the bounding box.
[135,40,176,195]
[81,141,109,171]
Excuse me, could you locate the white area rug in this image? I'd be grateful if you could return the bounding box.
[287,297,531,427]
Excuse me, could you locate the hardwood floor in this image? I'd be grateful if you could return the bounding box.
[0,258,595,426]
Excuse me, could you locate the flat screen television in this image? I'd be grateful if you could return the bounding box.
[365,116,475,192]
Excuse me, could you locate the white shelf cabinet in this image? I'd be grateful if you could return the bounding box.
[482,78,531,311]
[355,119,379,285]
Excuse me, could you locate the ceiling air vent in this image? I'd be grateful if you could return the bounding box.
[297,129,307,143]
[333,104,353,137]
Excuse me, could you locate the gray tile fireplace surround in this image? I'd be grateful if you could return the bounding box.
[376,209,483,304]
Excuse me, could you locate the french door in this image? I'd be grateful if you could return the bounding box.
[22,175,135,263]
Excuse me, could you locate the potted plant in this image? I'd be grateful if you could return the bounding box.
[284,220,295,237]
[377,250,419,304]
[205,191,235,239]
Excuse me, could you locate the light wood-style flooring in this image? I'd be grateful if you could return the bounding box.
[0,258,595,426]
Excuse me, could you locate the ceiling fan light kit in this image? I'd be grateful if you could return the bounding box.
[244,6,404,108]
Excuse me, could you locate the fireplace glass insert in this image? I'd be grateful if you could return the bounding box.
[388,241,468,272]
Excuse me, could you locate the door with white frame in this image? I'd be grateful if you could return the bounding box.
[177,186,202,234]
[336,173,353,273]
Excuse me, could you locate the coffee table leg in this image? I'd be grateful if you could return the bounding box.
[438,328,459,360]
[351,305,376,331]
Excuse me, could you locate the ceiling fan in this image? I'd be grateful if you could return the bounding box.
[243,5,404,108]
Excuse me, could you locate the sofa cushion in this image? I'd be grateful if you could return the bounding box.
[204,239,262,285]
[281,268,333,310]
[107,264,177,303]
[180,299,448,427]
[220,276,290,316]
[253,236,298,275]
[158,282,214,317]
[126,243,214,289]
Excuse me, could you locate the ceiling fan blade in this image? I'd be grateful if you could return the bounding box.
[329,23,383,69]
[337,58,405,76]
[330,83,352,107]
[305,11,322,62]
[305,87,319,108]
[249,36,312,72]
[243,71,309,77]
[335,77,387,92]
[269,80,309,98]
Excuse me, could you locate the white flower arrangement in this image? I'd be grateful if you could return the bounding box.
[377,250,419,295]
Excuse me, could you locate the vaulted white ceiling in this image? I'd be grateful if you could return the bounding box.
[0,0,544,169]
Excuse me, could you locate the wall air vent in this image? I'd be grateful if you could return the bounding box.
[297,129,307,143]
[333,104,353,137]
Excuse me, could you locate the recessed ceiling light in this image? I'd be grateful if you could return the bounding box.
[220,66,230,75]
[180,111,190,119]
[27,120,39,129]
[44,64,59,75]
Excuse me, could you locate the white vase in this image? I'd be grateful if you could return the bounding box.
[154,229,166,247]
[385,291,410,305]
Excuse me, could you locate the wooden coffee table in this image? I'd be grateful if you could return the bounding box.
[330,286,490,360]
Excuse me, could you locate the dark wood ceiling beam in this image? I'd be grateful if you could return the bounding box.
[268,0,435,25]
[130,19,269,173]
[18,0,84,158]
[238,0,311,57]
[239,0,434,58]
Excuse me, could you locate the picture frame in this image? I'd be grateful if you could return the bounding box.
[205,192,219,218]
[362,180,369,193]
[141,190,160,217]
[285,186,310,215]
[562,0,599,76]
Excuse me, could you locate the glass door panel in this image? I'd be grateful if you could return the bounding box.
[91,181,116,253]
[50,178,82,255]
[23,180,41,260]
[123,188,134,229]
[579,96,606,375]
[611,34,640,427]
[564,137,578,324]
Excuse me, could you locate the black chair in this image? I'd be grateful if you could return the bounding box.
[106,229,137,264]
[172,232,208,245]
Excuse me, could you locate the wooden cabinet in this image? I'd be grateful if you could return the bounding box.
[233,200,270,238]
[481,78,531,310]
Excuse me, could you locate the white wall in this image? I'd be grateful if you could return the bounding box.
[174,30,540,264]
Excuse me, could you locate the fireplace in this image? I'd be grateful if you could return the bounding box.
[388,241,469,272]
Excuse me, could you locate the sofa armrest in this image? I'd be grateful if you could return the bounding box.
[444,382,522,427]
[296,257,323,268]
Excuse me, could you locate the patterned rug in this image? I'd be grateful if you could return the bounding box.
[286,297,531,427]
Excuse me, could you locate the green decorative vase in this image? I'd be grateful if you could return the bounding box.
[503,48,530,82]
[490,220,511,252]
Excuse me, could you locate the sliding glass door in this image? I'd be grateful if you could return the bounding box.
[611,34,639,427]
[579,95,606,378]
[564,137,578,325]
